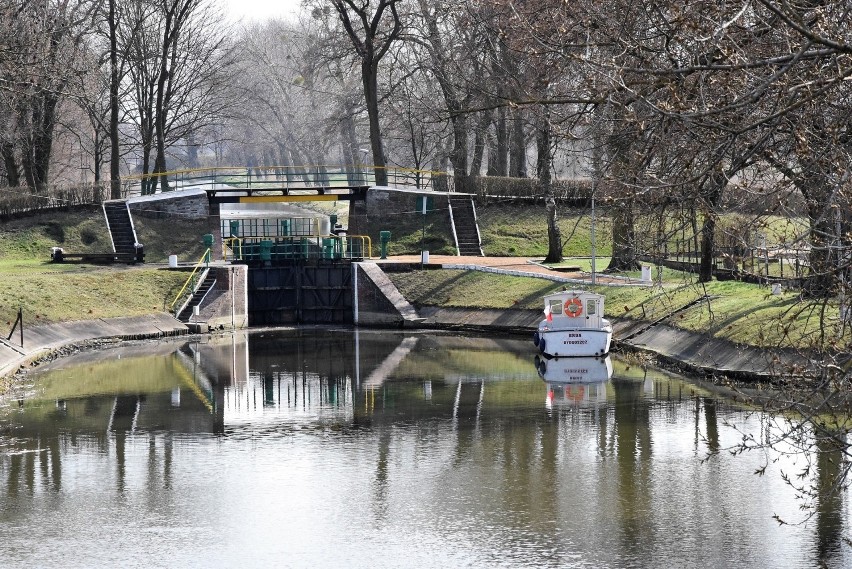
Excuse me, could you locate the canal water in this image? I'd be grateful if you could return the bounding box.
[0,329,848,568]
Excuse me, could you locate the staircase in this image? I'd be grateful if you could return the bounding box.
[176,273,217,323]
[103,200,143,262]
[448,194,483,256]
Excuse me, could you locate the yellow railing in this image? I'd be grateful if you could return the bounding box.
[168,248,211,314]
[224,237,242,260]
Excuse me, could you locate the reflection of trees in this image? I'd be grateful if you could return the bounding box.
[702,398,719,454]
[814,436,846,565]
[612,378,652,546]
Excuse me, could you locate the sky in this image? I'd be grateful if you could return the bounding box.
[220,0,303,23]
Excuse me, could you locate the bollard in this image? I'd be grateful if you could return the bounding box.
[260,240,273,262]
[202,234,214,263]
[379,231,391,259]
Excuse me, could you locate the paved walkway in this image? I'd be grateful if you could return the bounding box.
[376,255,651,286]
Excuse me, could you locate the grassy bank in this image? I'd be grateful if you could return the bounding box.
[0,208,198,325]
[0,205,841,355]
[388,269,846,352]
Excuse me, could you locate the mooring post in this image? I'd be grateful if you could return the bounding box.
[7,306,23,348]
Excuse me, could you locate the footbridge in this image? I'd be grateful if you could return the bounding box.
[117,165,445,198]
[104,166,483,329]
[111,166,483,261]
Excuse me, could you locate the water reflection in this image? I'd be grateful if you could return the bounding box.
[0,329,848,568]
[537,355,613,410]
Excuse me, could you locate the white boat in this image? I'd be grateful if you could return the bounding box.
[533,290,612,357]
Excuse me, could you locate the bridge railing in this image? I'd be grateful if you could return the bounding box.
[118,166,452,197]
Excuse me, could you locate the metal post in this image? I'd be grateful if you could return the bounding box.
[7,306,23,347]
[591,197,597,285]
[421,198,427,267]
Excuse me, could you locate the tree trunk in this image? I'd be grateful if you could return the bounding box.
[698,211,717,282]
[22,92,59,192]
[494,107,509,176]
[153,60,170,193]
[1,143,19,187]
[544,198,562,263]
[605,126,639,272]
[805,198,840,297]
[339,98,359,185]
[470,110,491,179]
[538,111,561,263]
[509,108,526,177]
[449,103,470,194]
[698,170,727,282]
[109,0,121,199]
[607,196,639,271]
[363,59,388,186]
[93,131,102,182]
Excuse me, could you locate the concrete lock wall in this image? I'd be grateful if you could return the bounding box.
[192,265,249,331]
[128,193,209,220]
[352,263,424,327]
[347,188,449,238]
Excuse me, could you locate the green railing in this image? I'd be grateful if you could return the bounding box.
[168,248,210,315]
[222,235,372,262]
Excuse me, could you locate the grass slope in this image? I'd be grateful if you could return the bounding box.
[389,269,849,352]
[0,207,195,325]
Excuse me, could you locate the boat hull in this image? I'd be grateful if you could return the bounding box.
[535,326,612,358]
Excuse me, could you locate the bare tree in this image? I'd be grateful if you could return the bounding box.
[330,0,403,187]
[0,0,96,192]
[121,0,235,194]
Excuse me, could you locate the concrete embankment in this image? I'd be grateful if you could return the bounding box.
[407,306,807,381]
[0,260,808,388]
[357,260,808,381]
[0,313,189,383]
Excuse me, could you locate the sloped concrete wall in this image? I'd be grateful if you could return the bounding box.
[354,263,405,326]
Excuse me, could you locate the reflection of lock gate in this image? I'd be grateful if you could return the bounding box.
[565,297,583,317]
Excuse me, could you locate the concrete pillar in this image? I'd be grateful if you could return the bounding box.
[208,201,223,261]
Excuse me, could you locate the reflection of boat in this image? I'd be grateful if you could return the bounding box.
[538,356,613,409]
[546,380,608,409]
[533,290,612,357]
[534,355,613,383]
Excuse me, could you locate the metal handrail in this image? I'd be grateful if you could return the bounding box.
[223,237,242,261]
[168,248,210,313]
[118,165,449,198]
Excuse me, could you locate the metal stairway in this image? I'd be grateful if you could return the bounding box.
[448,194,484,256]
[176,273,217,323]
[103,200,143,263]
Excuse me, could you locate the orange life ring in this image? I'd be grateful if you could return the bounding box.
[564,297,583,317]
